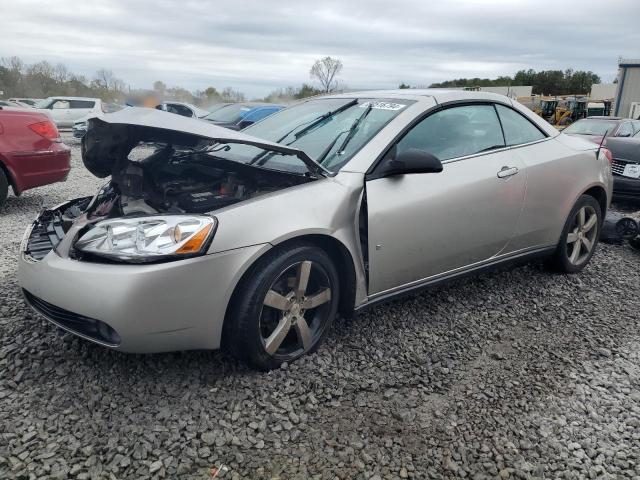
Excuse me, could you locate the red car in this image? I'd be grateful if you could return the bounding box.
[0,107,71,208]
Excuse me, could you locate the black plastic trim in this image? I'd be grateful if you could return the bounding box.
[355,246,556,314]
[23,289,121,347]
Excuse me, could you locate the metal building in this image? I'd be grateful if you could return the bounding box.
[614,58,640,118]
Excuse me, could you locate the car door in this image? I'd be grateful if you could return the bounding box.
[48,99,71,125]
[365,103,527,295]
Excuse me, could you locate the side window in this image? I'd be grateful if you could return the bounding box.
[167,104,193,117]
[396,104,504,161]
[69,100,95,109]
[617,122,633,137]
[51,100,70,109]
[495,105,546,146]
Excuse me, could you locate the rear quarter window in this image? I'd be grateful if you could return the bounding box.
[495,105,546,146]
[69,100,96,109]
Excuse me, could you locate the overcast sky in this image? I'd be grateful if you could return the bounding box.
[2,0,639,98]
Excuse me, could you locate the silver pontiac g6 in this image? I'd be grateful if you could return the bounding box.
[19,90,613,370]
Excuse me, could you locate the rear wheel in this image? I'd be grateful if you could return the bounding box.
[0,169,8,210]
[548,195,602,273]
[226,243,339,370]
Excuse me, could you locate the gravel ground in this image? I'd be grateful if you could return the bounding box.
[1,132,640,479]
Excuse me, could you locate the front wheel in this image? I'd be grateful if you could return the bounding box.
[548,195,602,273]
[226,243,339,370]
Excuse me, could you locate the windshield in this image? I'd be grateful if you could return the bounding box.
[203,104,254,123]
[207,98,412,174]
[564,119,616,136]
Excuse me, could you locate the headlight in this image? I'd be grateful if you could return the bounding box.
[74,215,216,262]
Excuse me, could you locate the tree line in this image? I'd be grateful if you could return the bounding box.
[0,56,254,106]
[0,56,344,106]
[426,69,602,96]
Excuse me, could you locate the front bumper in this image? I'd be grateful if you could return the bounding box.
[72,125,86,138]
[613,174,640,201]
[18,209,270,353]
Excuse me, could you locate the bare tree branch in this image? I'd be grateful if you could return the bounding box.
[310,57,343,93]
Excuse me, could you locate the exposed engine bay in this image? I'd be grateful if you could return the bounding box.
[78,115,318,219]
[101,146,314,217]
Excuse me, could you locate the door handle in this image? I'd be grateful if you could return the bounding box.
[497,166,519,178]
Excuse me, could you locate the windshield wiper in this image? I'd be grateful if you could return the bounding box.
[250,98,359,167]
[289,98,358,144]
[315,102,373,165]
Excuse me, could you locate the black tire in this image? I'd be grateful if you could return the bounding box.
[0,168,8,210]
[548,195,602,273]
[225,243,340,370]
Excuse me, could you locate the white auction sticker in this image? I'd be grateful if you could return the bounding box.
[359,101,406,111]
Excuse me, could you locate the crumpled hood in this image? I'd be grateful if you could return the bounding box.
[81,107,328,178]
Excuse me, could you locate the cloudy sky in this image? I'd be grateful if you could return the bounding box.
[2,0,639,98]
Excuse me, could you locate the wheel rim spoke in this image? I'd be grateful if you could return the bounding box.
[294,261,312,299]
[264,290,291,311]
[567,231,579,244]
[265,316,292,354]
[294,317,312,350]
[583,214,597,233]
[569,242,581,263]
[581,236,593,252]
[302,288,332,309]
[577,207,586,227]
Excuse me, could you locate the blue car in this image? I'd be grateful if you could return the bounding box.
[202,103,284,130]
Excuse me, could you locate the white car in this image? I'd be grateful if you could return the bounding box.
[158,101,209,118]
[8,98,42,107]
[36,97,103,127]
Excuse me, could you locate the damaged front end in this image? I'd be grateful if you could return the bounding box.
[25,107,324,264]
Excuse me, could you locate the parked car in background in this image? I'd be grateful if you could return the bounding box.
[72,103,125,138]
[158,101,209,118]
[8,98,41,107]
[18,90,612,369]
[35,97,102,127]
[0,100,23,108]
[201,103,284,130]
[0,106,71,208]
[73,101,214,138]
[563,117,640,144]
[604,131,640,201]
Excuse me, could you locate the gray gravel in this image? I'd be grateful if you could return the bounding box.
[1,132,640,479]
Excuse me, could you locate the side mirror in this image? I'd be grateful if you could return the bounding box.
[378,148,443,177]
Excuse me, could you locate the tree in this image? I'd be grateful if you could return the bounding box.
[221,87,245,102]
[204,86,221,102]
[399,82,411,89]
[310,57,343,93]
[153,80,167,96]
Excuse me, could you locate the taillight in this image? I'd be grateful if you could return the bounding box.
[28,121,61,142]
[600,148,613,165]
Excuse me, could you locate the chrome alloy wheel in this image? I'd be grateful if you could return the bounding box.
[259,260,332,359]
[566,205,598,266]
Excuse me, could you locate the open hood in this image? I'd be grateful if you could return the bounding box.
[81,107,330,178]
